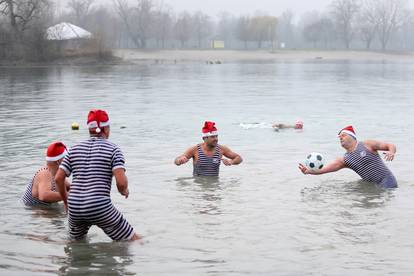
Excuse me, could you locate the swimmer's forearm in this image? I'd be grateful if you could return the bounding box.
[231,155,243,165]
[318,159,345,174]
[39,191,64,203]
[388,143,396,154]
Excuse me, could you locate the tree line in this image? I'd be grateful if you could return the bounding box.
[0,0,413,61]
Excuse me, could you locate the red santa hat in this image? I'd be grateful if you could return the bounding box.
[338,125,357,139]
[46,142,68,161]
[202,121,218,138]
[87,109,110,133]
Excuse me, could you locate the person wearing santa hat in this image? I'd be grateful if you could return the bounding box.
[55,109,140,241]
[272,120,304,131]
[22,142,71,206]
[299,125,397,188]
[174,121,243,176]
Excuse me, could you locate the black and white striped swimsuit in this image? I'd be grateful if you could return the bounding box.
[60,137,135,241]
[22,167,57,206]
[193,144,221,177]
[344,142,397,188]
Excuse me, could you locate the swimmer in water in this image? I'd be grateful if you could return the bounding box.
[272,120,303,131]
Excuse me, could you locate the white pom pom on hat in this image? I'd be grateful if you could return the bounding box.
[87,109,110,133]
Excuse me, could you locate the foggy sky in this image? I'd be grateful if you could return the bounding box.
[161,0,413,18]
[162,0,339,17]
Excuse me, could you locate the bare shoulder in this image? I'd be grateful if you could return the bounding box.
[189,144,198,152]
[363,139,377,145]
[34,169,52,185]
[184,144,198,156]
[219,144,231,152]
[363,139,380,152]
[35,168,51,180]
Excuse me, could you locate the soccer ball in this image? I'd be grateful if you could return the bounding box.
[304,152,325,171]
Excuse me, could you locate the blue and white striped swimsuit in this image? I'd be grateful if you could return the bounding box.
[193,144,221,177]
[344,142,397,188]
[60,137,135,241]
[22,167,57,206]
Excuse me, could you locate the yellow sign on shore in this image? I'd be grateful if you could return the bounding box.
[212,40,225,49]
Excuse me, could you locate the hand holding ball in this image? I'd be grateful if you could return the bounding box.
[304,152,325,172]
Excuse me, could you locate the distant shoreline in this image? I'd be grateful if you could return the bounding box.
[113,49,414,64]
[2,49,414,67]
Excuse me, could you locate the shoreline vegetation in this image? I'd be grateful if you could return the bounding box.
[2,49,414,67]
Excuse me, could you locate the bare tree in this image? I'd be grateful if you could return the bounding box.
[303,21,321,48]
[113,0,140,47]
[305,16,335,49]
[86,5,119,49]
[192,11,212,48]
[399,9,414,50]
[216,12,236,48]
[67,0,94,27]
[301,12,322,48]
[174,11,192,48]
[134,0,154,48]
[0,0,52,60]
[113,0,154,48]
[374,0,408,50]
[330,0,360,49]
[153,4,173,49]
[277,10,295,48]
[235,15,250,49]
[0,0,50,34]
[357,0,378,49]
[267,16,278,50]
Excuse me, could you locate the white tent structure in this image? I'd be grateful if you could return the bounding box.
[46,22,92,41]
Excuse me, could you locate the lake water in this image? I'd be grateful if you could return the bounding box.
[1,61,414,275]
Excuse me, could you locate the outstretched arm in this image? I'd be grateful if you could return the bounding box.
[273,123,295,129]
[299,157,346,175]
[221,146,243,166]
[364,140,396,161]
[174,146,196,166]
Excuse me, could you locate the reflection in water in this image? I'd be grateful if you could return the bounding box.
[6,206,68,243]
[343,180,395,209]
[29,205,66,219]
[175,176,223,215]
[301,179,394,209]
[174,176,230,271]
[300,179,396,245]
[59,241,134,276]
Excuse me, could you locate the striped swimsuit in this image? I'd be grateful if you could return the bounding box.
[22,167,57,206]
[193,144,221,177]
[344,142,397,188]
[60,137,135,241]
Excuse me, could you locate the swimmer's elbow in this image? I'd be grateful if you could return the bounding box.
[238,156,243,164]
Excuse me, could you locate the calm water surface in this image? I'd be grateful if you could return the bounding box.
[0,61,414,275]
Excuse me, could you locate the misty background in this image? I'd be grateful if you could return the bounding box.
[1,0,414,61]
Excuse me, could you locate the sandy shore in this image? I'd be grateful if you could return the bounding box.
[112,49,414,63]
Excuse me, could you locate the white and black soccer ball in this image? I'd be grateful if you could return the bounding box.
[304,152,325,171]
